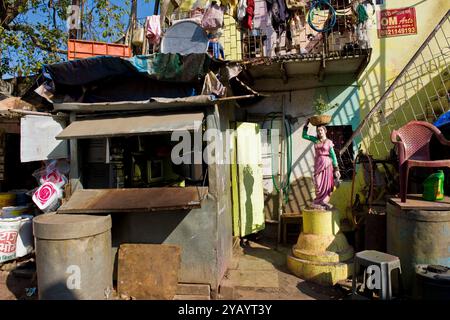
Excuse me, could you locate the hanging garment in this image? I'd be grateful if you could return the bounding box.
[242,0,255,29]
[353,1,373,49]
[202,71,226,97]
[285,0,306,9]
[266,0,289,34]
[146,15,162,44]
[237,0,247,21]
[221,0,239,16]
[189,7,205,25]
[208,41,225,60]
[201,3,226,31]
[253,0,269,30]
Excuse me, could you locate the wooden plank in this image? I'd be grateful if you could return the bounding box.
[58,187,208,213]
[389,194,450,210]
[118,244,181,300]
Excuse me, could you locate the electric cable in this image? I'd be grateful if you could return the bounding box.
[307,0,337,33]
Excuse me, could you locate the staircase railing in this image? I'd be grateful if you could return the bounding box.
[339,10,450,159]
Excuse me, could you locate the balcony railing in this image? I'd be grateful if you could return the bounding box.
[239,1,371,61]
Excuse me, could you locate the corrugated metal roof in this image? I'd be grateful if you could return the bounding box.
[243,49,372,80]
[56,111,204,139]
[53,95,217,112]
[58,187,208,213]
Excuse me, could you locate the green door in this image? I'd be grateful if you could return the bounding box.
[231,122,265,237]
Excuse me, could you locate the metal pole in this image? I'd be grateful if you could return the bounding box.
[277,95,286,247]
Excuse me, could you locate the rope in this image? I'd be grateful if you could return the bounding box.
[308,0,337,33]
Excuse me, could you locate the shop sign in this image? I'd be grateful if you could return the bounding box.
[377,7,417,38]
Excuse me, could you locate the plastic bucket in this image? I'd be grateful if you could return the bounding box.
[16,215,34,258]
[0,216,21,263]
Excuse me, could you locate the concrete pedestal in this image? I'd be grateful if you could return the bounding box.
[287,208,354,286]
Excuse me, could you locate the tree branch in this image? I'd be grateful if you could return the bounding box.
[7,24,67,54]
[0,0,29,27]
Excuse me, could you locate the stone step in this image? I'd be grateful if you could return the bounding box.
[287,253,352,286]
[292,246,354,263]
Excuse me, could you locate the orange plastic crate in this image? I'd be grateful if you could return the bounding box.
[68,39,132,60]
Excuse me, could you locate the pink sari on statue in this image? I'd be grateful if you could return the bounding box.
[313,139,335,206]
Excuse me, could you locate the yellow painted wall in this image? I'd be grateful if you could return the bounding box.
[221,14,242,61]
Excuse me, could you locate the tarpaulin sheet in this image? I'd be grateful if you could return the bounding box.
[43,53,213,86]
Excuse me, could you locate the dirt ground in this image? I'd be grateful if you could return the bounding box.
[0,256,37,300]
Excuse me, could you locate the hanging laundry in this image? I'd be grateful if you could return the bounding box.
[285,0,306,10]
[208,40,225,60]
[202,71,227,97]
[352,0,374,49]
[221,0,239,16]
[242,0,255,29]
[266,0,289,34]
[253,0,269,30]
[202,3,226,31]
[237,0,247,21]
[187,7,205,25]
[146,15,162,44]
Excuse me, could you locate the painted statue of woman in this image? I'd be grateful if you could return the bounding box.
[302,119,341,209]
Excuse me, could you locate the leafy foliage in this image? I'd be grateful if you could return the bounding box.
[0,0,135,78]
[313,95,339,115]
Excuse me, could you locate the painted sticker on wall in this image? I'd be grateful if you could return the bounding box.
[377,7,417,38]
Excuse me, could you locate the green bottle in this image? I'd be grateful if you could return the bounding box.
[423,170,445,201]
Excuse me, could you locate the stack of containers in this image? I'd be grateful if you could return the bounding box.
[0,192,34,262]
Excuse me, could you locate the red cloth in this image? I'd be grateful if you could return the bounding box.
[243,0,255,29]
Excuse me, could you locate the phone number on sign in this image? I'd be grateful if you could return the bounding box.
[379,26,417,36]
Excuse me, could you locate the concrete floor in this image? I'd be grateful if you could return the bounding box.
[219,239,347,300]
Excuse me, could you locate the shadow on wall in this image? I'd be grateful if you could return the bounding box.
[367,68,450,158]
[264,177,315,220]
[243,165,255,235]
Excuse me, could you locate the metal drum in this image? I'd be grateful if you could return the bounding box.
[161,21,209,55]
[387,202,450,296]
[33,213,112,300]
